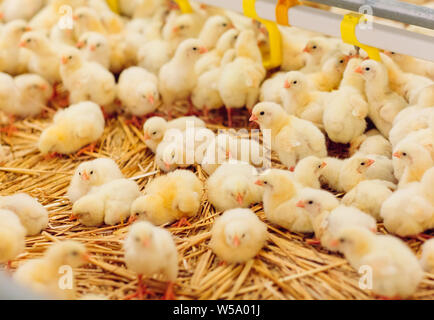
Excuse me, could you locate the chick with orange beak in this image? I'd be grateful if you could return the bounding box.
[76,32,110,69]
[210,208,268,264]
[206,161,263,212]
[118,66,160,120]
[67,158,124,204]
[124,221,178,300]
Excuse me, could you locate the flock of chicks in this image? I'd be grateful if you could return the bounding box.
[0,0,434,300]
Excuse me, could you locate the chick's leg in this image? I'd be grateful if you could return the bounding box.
[76,143,97,156]
[162,281,176,300]
[171,217,191,228]
[0,115,17,137]
[305,238,321,245]
[124,275,155,300]
[226,107,233,127]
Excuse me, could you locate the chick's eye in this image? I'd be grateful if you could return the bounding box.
[152,131,157,135]
[68,56,72,60]
[339,238,345,243]
[71,251,78,256]
[259,111,265,116]
[242,233,246,238]
[293,81,297,84]
[192,47,198,51]
[263,181,267,184]
[360,162,365,166]
[365,67,370,71]
[308,200,313,205]
[402,152,407,156]
[339,59,344,63]
[222,23,227,27]
[312,45,317,49]
[27,39,31,43]
[90,171,94,175]
[134,236,140,242]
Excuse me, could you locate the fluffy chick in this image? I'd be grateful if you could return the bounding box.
[60,48,116,107]
[76,32,110,69]
[159,39,207,107]
[356,59,407,137]
[349,129,392,158]
[250,102,327,169]
[0,20,30,75]
[143,116,205,153]
[209,208,268,263]
[293,156,327,189]
[420,239,434,273]
[256,169,313,233]
[130,170,203,226]
[13,240,89,299]
[66,158,124,203]
[342,180,396,221]
[0,209,25,267]
[206,161,263,211]
[296,190,377,252]
[38,101,105,155]
[0,193,48,236]
[335,227,423,299]
[118,66,159,117]
[124,221,178,300]
[380,167,434,237]
[72,178,141,226]
[14,73,52,118]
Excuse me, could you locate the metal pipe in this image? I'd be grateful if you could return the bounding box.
[303,0,434,29]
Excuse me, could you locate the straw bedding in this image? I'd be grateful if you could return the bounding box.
[1,100,433,300]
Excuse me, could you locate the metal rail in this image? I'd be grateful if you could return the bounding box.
[304,0,434,30]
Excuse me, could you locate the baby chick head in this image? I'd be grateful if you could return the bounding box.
[73,7,98,24]
[331,227,374,255]
[393,142,431,167]
[5,20,30,38]
[250,102,286,128]
[170,14,195,37]
[137,82,159,108]
[224,220,251,248]
[19,31,46,52]
[143,117,168,142]
[255,169,296,194]
[156,144,183,172]
[16,74,53,101]
[78,32,108,53]
[72,194,105,226]
[222,176,250,207]
[38,126,59,155]
[296,156,327,176]
[303,38,326,57]
[295,188,339,218]
[216,29,239,53]
[329,53,351,73]
[127,221,155,249]
[282,71,308,91]
[45,241,89,268]
[60,48,83,69]
[74,160,106,185]
[355,59,387,84]
[130,195,160,225]
[177,39,208,61]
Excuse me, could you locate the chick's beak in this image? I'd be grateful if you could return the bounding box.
[320,162,327,169]
[354,66,364,74]
[128,214,137,224]
[236,193,243,205]
[40,84,48,91]
[233,236,240,247]
[147,94,155,105]
[25,26,31,31]
[142,238,150,247]
[296,200,305,208]
[199,47,208,54]
[19,41,26,48]
[81,171,90,181]
[254,180,263,186]
[366,159,375,167]
[82,252,91,262]
[164,162,171,170]
[76,41,84,49]
[329,239,339,248]
[61,56,68,64]
[172,26,180,33]
[72,15,78,21]
[303,46,310,53]
[393,152,402,159]
[143,131,151,141]
[89,45,96,51]
[283,80,291,89]
[249,114,258,122]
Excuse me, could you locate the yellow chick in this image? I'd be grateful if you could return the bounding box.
[300,37,340,73]
[256,169,313,233]
[13,240,89,299]
[342,180,396,221]
[197,15,232,51]
[250,102,327,170]
[356,59,407,137]
[60,48,116,107]
[308,52,350,92]
[218,30,266,126]
[259,71,286,104]
[38,101,105,155]
[209,208,268,264]
[206,161,263,211]
[0,209,25,268]
[143,116,205,153]
[296,189,377,252]
[72,178,141,226]
[14,73,52,118]
[384,51,434,81]
[381,167,434,237]
[334,227,423,299]
[392,141,434,187]
[338,154,396,193]
[0,20,30,75]
[323,58,369,144]
[420,238,434,273]
[130,169,203,226]
[66,158,124,203]
[117,66,160,117]
[159,38,208,107]
[72,6,107,39]
[349,129,392,158]
[76,32,111,69]
[0,0,43,22]
[124,221,178,300]
[293,156,327,189]
[0,193,48,236]
[0,72,20,118]
[19,31,62,84]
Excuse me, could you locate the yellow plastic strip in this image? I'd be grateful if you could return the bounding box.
[276,0,299,26]
[174,0,194,13]
[243,0,282,69]
[106,0,120,13]
[341,13,381,61]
